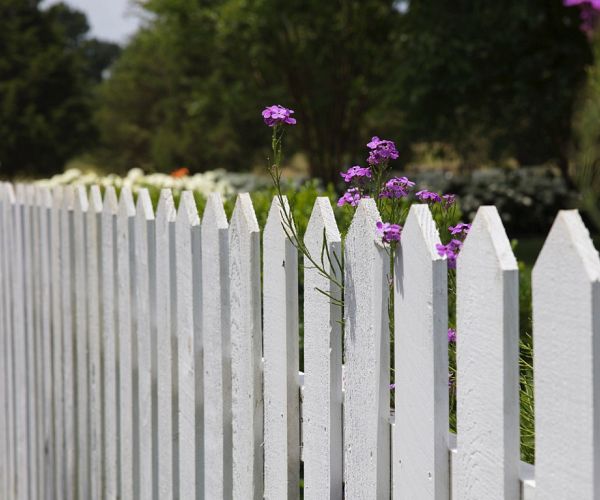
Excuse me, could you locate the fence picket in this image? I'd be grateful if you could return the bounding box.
[201,193,232,500]
[393,204,448,499]
[0,185,5,498]
[61,186,77,500]
[102,186,119,500]
[229,193,263,499]
[263,196,300,499]
[302,197,343,500]
[455,206,520,500]
[343,198,390,499]
[23,186,39,500]
[50,186,65,500]
[73,186,90,500]
[533,210,600,499]
[134,189,155,500]
[156,189,177,500]
[117,187,137,500]
[175,191,202,500]
[86,186,103,500]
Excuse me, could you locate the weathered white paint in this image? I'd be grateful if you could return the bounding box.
[50,185,65,500]
[156,189,177,500]
[0,184,9,499]
[175,191,202,500]
[263,196,300,500]
[22,186,38,500]
[73,186,90,500]
[13,185,30,500]
[201,193,232,500]
[533,210,600,499]
[117,187,136,500]
[101,186,119,500]
[61,186,77,500]
[456,206,520,500]
[229,193,263,500]
[344,198,390,499]
[134,189,155,500]
[86,185,103,500]
[393,204,448,499]
[302,197,343,500]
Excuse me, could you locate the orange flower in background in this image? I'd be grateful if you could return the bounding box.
[171,167,189,178]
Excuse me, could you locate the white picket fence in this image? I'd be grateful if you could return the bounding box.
[0,181,598,500]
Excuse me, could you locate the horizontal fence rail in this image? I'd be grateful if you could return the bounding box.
[0,182,599,499]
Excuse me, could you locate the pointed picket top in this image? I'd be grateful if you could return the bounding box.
[393,203,448,499]
[533,210,600,500]
[4,182,16,204]
[88,185,103,215]
[176,190,200,228]
[35,185,53,210]
[202,192,228,229]
[230,192,259,234]
[25,183,36,207]
[103,185,118,215]
[157,188,176,223]
[264,195,294,240]
[456,205,519,500]
[73,185,89,214]
[343,197,390,499]
[305,196,341,247]
[62,184,75,211]
[118,186,135,217]
[135,188,154,222]
[15,182,25,203]
[460,206,517,270]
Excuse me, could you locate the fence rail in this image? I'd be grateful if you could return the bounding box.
[0,181,598,499]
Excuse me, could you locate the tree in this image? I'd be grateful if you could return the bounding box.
[0,1,120,178]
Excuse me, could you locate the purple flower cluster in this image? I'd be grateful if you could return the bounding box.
[262,105,297,127]
[436,239,463,269]
[447,328,457,343]
[416,190,442,203]
[564,0,600,32]
[449,222,472,237]
[337,188,366,207]
[376,221,402,243]
[442,194,456,207]
[340,165,372,183]
[380,176,415,199]
[367,136,399,166]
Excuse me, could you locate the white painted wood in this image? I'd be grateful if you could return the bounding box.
[302,197,343,500]
[229,193,263,500]
[201,193,232,500]
[13,185,30,500]
[134,189,155,500]
[175,191,202,500]
[22,186,39,500]
[456,206,520,500]
[263,195,300,500]
[101,186,119,500]
[117,187,136,500]
[343,198,390,499]
[73,186,90,500]
[393,204,449,499]
[86,185,103,500]
[0,183,16,499]
[533,210,600,499]
[155,189,177,500]
[0,184,9,499]
[50,185,65,500]
[61,186,77,500]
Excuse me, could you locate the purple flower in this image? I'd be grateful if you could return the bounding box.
[448,222,472,238]
[389,383,395,390]
[380,176,415,199]
[564,0,600,31]
[447,328,457,343]
[337,188,365,207]
[436,239,463,269]
[416,190,442,203]
[340,166,372,183]
[262,105,297,127]
[366,136,399,165]
[442,194,456,207]
[376,221,402,243]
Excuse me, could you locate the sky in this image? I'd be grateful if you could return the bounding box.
[41,0,143,43]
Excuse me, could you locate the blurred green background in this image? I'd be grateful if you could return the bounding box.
[1,0,600,238]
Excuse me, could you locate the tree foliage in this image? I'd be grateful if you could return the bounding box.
[0,0,119,178]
